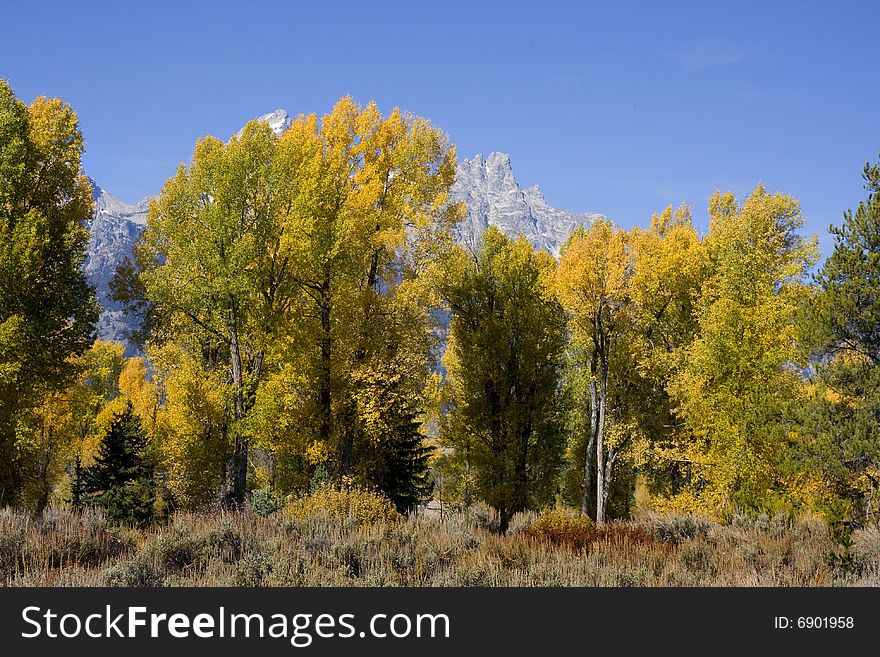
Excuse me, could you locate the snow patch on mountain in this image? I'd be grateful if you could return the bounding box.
[235,109,292,138]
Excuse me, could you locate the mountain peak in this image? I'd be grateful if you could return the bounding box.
[84,144,607,354]
[257,109,292,136]
[486,151,511,167]
[452,152,605,257]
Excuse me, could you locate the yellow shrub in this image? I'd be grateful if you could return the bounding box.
[526,507,595,546]
[285,486,400,525]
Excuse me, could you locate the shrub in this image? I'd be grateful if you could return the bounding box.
[596,524,657,547]
[526,507,595,547]
[648,513,716,544]
[250,489,281,517]
[285,485,400,525]
[154,531,206,572]
[465,503,499,532]
[0,532,23,579]
[851,525,880,572]
[103,556,163,587]
[207,524,245,563]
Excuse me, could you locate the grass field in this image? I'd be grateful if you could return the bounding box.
[2,504,879,587]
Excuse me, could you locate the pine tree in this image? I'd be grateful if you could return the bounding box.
[812,154,880,364]
[81,402,156,525]
[376,414,434,513]
[800,153,880,524]
[351,358,434,512]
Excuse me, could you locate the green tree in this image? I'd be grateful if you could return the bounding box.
[349,340,435,513]
[0,80,98,505]
[60,340,125,512]
[799,154,880,525]
[130,119,296,507]
[149,343,232,510]
[629,206,707,509]
[440,227,568,533]
[669,186,817,517]
[811,154,880,365]
[82,402,156,526]
[128,98,460,508]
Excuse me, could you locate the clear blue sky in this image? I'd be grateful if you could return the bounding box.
[2,0,878,256]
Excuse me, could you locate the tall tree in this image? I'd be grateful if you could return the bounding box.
[669,186,817,517]
[0,80,98,505]
[440,228,567,533]
[629,205,706,506]
[131,119,296,507]
[799,153,880,524]
[554,220,633,524]
[249,98,460,496]
[127,97,461,507]
[811,154,880,365]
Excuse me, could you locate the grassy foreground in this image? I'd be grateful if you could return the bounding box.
[2,505,879,587]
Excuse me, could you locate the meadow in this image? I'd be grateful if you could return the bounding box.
[2,501,879,587]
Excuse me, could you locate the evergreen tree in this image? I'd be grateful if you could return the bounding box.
[800,153,880,525]
[375,415,434,513]
[812,154,880,364]
[350,357,434,512]
[81,403,156,526]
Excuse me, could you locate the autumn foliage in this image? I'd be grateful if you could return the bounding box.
[3,77,880,547]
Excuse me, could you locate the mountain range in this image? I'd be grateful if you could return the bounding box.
[83,110,607,350]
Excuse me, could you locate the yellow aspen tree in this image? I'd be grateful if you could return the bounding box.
[554,220,632,524]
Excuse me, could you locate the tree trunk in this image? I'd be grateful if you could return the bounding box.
[34,423,53,516]
[595,360,608,525]
[513,418,531,528]
[581,371,598,515]
[601,449,614,521]
[71,454,82,509]
[228,296,248,508]
[317,273,336,477]
[499,505,511,535]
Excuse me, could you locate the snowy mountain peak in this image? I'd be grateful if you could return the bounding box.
[84,126,607,352]
[257,109,292,136]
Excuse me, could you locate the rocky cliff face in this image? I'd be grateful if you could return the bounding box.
[451,152,605,257]
[84,180,148,350]
[84,112,607,350]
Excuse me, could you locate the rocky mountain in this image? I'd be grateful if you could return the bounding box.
[84,112,606,349]
[235,109,292,138]
[451,152,604,257]
[84,180,148,351]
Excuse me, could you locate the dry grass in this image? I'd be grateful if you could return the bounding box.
[0,504,871,587]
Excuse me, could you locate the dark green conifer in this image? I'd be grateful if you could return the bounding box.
[81,402,155,525]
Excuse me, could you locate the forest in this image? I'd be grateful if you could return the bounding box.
[2,78,880,585]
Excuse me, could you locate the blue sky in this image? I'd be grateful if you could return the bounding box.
[2,0,878,256]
